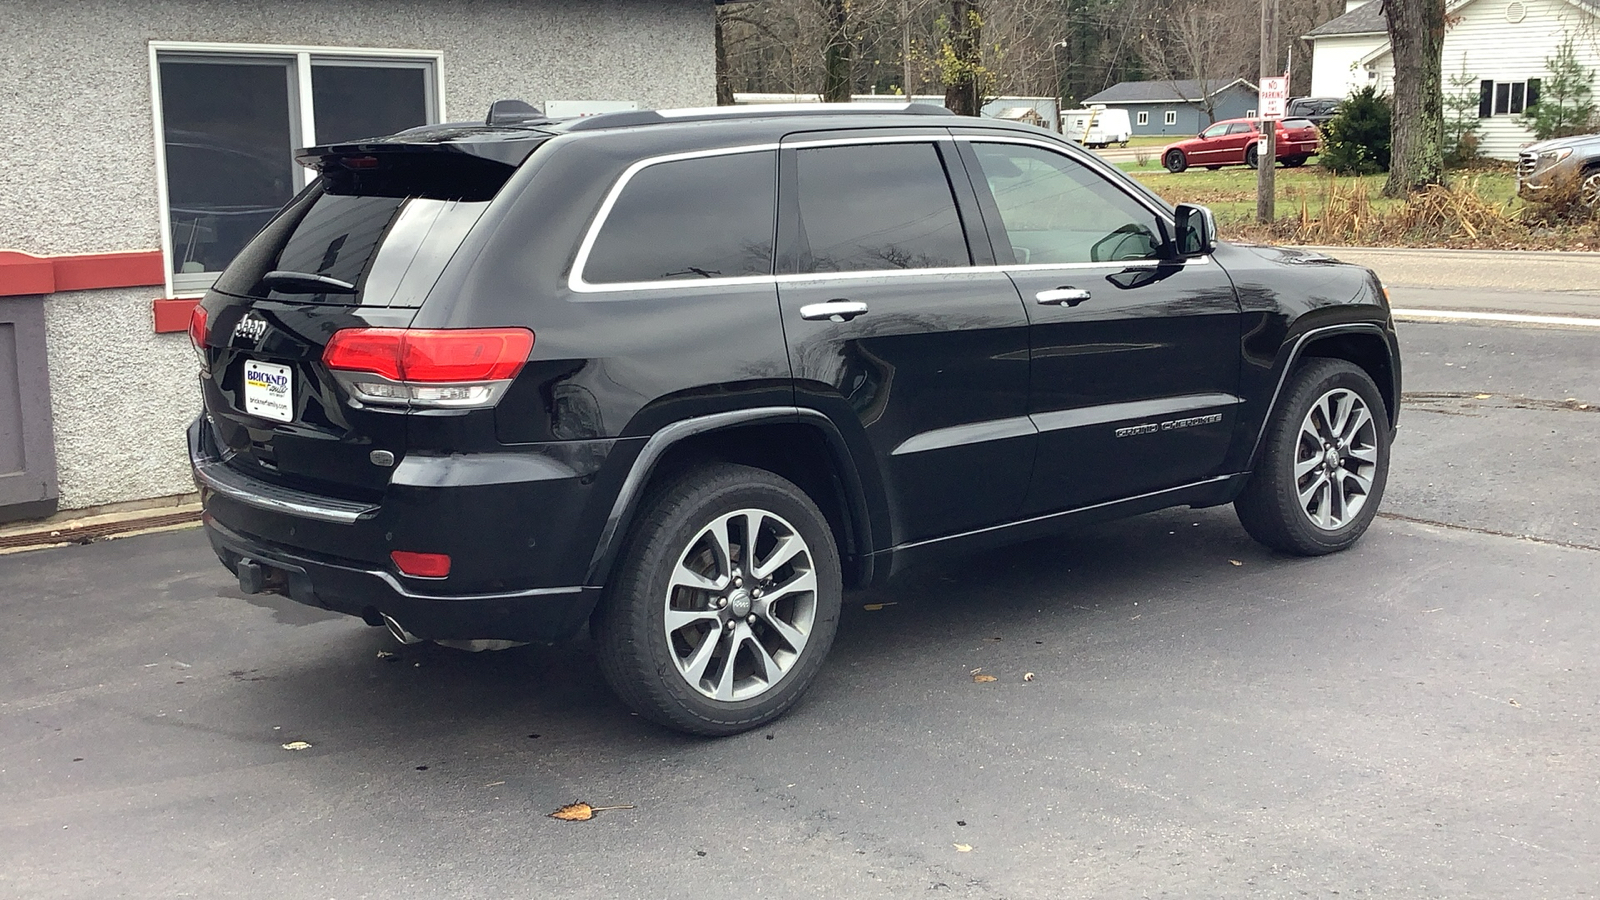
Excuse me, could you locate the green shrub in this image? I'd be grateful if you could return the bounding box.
[1320,87,1392,175]
[1519,37,1597,141]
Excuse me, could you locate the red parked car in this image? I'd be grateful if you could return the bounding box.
[1162,118,1321,172]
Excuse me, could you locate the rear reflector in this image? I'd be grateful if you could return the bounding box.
[390,550,451,578]
[322,327,533,409]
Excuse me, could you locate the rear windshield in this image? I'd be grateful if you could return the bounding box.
[1280,118,1316,129]
[212,151,528,306]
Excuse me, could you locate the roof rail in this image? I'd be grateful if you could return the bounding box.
[562,102,955,132]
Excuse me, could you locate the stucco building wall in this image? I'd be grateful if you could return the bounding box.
[0,0,715,512]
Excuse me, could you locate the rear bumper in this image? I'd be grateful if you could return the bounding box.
[188,415,612,642]
[204,513,601,643]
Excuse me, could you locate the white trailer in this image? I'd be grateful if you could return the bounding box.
[1060,106,1132,148]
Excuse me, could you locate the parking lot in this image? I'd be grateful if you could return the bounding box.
[3,317,1597,899]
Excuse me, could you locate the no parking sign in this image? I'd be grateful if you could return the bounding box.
[1259,77,1289,120]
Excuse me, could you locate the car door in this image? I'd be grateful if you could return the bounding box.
[776,131,1035,547]
[1190,122,1231,165]
[953,135,1241,515]
[1224,122,1258,164]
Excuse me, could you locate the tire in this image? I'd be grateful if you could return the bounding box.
[1234,358,1391,556]
[1163,149,1188,173]
[1283,155,1308,168]
[1582,169,1600,209]
[1243,144,1260,169]
[595,462,842,736]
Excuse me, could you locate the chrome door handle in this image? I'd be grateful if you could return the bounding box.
[1036,288,1091,307]
[800,300,869,322]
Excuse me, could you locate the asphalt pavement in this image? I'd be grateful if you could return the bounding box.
[2,317,1597,898]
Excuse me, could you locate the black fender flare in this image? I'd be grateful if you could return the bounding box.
[583,406,882,587]
[1246,321,1400,470]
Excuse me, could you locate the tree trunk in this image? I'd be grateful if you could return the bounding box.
[1383,0,1447,197]
[823,0,852,103]
[715,10,735,106]
[944,0,982,115]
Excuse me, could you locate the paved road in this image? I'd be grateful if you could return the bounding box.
[1306,247,1600,320]
[2,320,1597,899]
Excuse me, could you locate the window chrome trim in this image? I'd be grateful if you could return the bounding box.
[567,143,782,295]
[566,130,1211,295]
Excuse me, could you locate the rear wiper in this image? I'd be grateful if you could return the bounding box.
[260,270,358,294]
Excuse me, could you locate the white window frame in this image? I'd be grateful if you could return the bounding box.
[1136,111,1149,125]
[148,41,447,298]
[1245,108,1257,118]
[1163,110,1177,125]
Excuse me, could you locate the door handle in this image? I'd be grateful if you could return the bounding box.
[1035,288,1091,307]
[800,300,869,322]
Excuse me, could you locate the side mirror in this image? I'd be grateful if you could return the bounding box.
[1172,203,1217,258]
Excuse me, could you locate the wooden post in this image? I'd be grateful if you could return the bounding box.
[1256,0,1278,224]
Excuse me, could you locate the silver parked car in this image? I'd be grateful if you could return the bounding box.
[1518,133,1600,208]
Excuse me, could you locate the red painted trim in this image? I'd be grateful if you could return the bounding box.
[152,298,201,334]
[0,250,165,298]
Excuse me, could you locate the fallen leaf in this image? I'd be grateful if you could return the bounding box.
[984,636,1003,642]
[969,667,984,675]
[1023,672,1036,682]
[862,602,897,611]
[1474,393,1492,400]
[973,674,998,683]
[954,843,972,852]
[376,650,397,660]
[281,741,312,751]
[1509,698,1521,707]
[549,801,636,821]
[1228,559,1243,566]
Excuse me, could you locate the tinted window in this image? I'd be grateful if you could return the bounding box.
[311,64,429,144]
[585,151,776,284]
[1227,123,1256,135]
[1280,118,1316,129]
[971,142,1164,265]
[794,143,970,272]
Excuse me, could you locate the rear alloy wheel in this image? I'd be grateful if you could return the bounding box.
[1235,359,1390,555]
[1164,149,1188,173]
[596,463,841,735]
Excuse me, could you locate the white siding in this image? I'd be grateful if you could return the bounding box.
[1309,34,1388,97]
[1368,0,1600,159]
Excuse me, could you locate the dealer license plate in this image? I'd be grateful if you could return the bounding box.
[242,360,293,423]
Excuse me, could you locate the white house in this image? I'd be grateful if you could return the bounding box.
[1305,0,1600,159]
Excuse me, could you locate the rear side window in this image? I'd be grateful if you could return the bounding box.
[792,142,970,273]
[583,150,777,284]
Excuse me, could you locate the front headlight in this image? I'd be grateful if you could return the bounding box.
[1540,148,1574,164]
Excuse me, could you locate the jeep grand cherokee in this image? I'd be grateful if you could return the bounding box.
[189,103,1401,735]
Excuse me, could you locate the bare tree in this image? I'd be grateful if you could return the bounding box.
[942,0,986,114]
[1383,0,1446,196]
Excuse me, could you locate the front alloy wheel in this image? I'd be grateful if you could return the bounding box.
[1293,388,1380,531]
[1235,358,1391,555]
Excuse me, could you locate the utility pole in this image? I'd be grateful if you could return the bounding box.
[1256,0,1279,224]
[902,0,914,98]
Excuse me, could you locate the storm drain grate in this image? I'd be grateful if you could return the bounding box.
[0,510,202,550]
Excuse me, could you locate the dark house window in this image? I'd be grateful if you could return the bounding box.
[1479,79,1541,117]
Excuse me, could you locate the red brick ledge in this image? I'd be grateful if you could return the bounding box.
[0,249,166,297]
[0,249,192,333]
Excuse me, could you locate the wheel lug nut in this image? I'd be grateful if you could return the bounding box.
[752,588,763,599]
[715,597,727,608]
[733,576,743,587]
[747,614,757,625]
[726,620,737,631]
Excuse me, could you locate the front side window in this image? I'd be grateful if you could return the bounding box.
[792,142,971,273]
[156,47,439,294]
[584,151,777,285]
[1201,122,1229,139]
[970,142,1164,266]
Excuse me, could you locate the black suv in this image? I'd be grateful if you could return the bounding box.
[188,103,1400,735]
[1286,97,1342,127]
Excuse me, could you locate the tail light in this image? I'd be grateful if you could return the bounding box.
[188,305,209,370]
[322,327,534,409]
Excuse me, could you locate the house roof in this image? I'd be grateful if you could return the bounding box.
[1082,78,1255,105]
[1304,1,1387,38]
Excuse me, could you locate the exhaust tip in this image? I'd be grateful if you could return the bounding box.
[380,612,424,645]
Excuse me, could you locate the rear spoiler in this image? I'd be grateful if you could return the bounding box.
[295,124,550,172]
